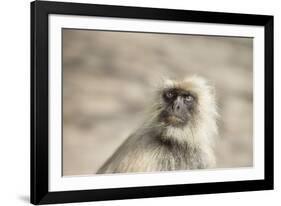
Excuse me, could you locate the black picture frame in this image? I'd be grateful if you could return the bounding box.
[31,0,274,204]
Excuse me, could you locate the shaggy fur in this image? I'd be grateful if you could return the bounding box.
[97,75,219,174]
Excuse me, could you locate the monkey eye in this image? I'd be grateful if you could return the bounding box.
[184,94,194,102]
[165,91,174,99]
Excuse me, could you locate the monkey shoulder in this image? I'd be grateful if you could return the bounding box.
[96,131,159,174]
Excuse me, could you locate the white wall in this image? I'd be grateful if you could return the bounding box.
[0,0,279,205]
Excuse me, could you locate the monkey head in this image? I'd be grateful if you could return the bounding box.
[153,75,217,130]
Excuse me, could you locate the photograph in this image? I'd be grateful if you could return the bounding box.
[62,29,253,176]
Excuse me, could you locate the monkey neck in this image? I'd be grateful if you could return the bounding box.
[159,125,203,150]
[141,119,211,150]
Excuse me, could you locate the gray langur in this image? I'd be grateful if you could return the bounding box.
[97,75,219,174]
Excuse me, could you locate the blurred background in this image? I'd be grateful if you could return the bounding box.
[62,29,253,176]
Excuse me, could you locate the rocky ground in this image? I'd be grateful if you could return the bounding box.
[62,29,253,176]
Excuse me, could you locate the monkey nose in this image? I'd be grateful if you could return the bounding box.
[173,102,183,113]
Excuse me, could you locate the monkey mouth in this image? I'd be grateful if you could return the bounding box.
[158,111,187,126]
[167,115,185,124]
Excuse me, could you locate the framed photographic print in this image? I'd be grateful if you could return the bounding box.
[30,0,274,204]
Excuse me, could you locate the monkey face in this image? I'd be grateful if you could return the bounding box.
[159,88,197,127]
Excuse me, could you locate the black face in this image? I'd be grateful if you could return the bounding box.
[159,88,197,127]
